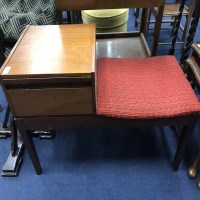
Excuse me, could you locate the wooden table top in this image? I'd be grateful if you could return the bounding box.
[1,24,96,78]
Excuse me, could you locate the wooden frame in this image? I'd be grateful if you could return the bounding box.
[14,114,198,175]
[55,0,165,56]
[185,43,200,182]
[146,0,196,45]
[55,0,165,11]
[0,0,199,175]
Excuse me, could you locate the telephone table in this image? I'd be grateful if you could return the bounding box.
[0,24,191,175]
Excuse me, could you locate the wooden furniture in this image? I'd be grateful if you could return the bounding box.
[0,0,199,175]
[150,0,195,45]
[0,24,96,117]
[186,42,200,189]
[183,4,200,188]
[56,0,165,56]
[0,24,96,175]
[180,0,200,67]
[0,0,165,176]
[135,0,196,45]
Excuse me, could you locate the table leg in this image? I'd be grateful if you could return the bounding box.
[15,119,42,175]
[172,116,198,171]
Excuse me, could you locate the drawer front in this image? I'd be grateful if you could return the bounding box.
[7,87,93,117]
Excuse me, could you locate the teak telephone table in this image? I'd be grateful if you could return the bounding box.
[0,23,198,175]
[1,0,166,175]
[0,0,199,175]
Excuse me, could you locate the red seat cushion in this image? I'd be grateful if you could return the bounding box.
[96,56,200,119]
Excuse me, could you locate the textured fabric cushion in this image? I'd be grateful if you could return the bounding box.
[97,56,200,119]
[0,0,56,41]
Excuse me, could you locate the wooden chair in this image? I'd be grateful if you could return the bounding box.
[2,0,200,175]
[185,42,200,188]
[135,0,196,45]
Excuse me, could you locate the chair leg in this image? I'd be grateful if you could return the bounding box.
[188,151,200,178]
[15,119,42,175]
[172,116,198,171]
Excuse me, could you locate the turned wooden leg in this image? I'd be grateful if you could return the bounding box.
[188,151,200,178]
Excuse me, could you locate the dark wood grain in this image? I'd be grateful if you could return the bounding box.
[55,0,165,10]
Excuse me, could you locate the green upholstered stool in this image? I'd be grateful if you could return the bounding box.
[81,9,129,33]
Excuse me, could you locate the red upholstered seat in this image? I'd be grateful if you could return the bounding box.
[97,56,200,119]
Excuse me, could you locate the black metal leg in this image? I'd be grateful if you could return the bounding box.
[3,106,10,128]
[31,130,55,140]
[172,116,198,171]
[1,114,54,176]
[2,116,24,177]
[15,119,42,175]
[10,116,18,156]
[0,106,11,139]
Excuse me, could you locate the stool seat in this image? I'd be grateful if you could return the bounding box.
[97,56,200,119]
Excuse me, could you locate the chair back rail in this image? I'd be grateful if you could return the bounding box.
[55,0,165,11]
